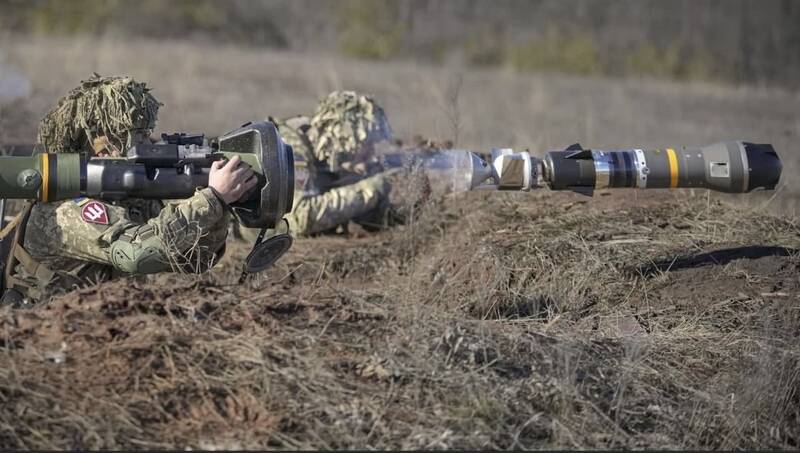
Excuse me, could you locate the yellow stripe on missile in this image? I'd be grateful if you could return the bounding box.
[40,153,50,202]
[666,148,678,189]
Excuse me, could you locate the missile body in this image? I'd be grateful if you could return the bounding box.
[0,139,783,209]
[489,141,781,195]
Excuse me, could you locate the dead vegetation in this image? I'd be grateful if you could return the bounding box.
[0,36,799,450]
[0,189,798,450]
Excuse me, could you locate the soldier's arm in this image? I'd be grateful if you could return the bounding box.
[108,188,230,273]
[28,156,256,274]
[108,155,256,273]
[26,188,230,275]
[288,172,390,235]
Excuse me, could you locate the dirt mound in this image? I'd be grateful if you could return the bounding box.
[1,190,798,449]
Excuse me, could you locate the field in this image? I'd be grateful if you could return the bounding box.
[0,37,799,449]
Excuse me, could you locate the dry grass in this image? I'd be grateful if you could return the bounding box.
[1,191,798,449]
[0,36,799,449]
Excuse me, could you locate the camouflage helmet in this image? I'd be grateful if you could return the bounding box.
[38,74,162,153]
[307,90,392,172]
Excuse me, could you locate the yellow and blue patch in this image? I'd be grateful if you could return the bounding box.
[73,196,90,207]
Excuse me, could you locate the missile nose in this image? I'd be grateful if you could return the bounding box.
[744,143,782,191]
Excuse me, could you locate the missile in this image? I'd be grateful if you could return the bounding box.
[476,141,781,195]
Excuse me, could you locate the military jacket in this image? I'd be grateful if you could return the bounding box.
[234,117,389,240]
[4,188,229,303]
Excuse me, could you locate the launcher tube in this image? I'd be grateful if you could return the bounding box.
[540,141,781,194]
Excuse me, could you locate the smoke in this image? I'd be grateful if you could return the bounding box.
[373,142,489,195]
[421,149,485,194]
[0,52,32,102]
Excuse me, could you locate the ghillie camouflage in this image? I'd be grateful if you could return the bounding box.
[307,90,392,172]
[37,74,161,154]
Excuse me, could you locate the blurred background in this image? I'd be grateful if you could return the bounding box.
[3,0,800,87]
[3,0,799,87]
[1,0,798,207]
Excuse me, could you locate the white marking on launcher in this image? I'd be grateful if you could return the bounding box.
[634,149,648,188]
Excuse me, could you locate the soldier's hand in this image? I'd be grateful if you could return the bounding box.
[92,136,122,157]
[208,155,258,204]
[341,161,369,175]
[360,169,397,196]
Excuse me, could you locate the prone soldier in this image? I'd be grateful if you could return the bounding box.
[236,90,405,240]
[0,75,256,305]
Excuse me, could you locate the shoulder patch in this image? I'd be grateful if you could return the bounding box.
[81,200,110,225]
[73,196,90,206]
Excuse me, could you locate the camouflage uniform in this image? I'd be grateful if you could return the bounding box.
[1,75,230,305]
[236,91,395,240]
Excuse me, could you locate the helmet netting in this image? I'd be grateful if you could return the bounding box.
[38,74,162,153]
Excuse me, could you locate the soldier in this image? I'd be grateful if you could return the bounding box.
[0,75,256,305]
[236,90,403,241]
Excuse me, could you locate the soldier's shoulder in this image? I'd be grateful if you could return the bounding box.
[272,115,314,160]
[283,115,311,131]
[270,115,310,135]
[24,198,133,259]
[28,198,128,235]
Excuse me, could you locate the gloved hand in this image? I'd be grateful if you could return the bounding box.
[355,169,399,198]
[92,135,122,157]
